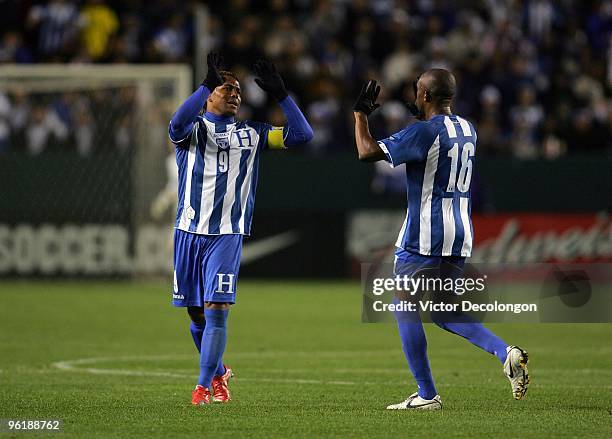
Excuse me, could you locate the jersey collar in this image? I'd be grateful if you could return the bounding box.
[429,113,453,121]
[204,112,235,124]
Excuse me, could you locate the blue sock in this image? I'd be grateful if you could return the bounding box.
[189,321,204,353]
[197,309,229,387]
[395,309,438,400]
[215,362,226,377]
[433,315,508,364]
[190,321,226,374]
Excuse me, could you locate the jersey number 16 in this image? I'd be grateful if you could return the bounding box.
[446,142,474,193]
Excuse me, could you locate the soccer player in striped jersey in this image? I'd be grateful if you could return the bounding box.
[169,53,313,405]
[353,70,529,410]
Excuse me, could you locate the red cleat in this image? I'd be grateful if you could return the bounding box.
[211,365,233,403]
[191,385,211,405]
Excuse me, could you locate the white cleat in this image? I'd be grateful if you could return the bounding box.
[386,392,442,410]
[504,345,530,400]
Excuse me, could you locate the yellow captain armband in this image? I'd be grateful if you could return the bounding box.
[267,126,286,150]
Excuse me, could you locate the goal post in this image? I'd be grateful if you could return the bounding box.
[0,64,192,277]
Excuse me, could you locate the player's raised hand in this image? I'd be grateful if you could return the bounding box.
[405,75,424,120]
[253,59,288,102]
[202,52,224,91]
[353,80,381,116]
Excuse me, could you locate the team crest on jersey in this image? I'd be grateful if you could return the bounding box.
[216,137,229,149]
[213,132,231,149]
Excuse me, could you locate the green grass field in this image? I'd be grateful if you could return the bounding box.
[1,280,611,438]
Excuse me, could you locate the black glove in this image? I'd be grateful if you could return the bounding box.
[405,102,422,119]
[202,52,224,91]
[405,75,424,120]
[353,79,381,116]
[253,59,288,101]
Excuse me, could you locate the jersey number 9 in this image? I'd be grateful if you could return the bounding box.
[218,150,229,173]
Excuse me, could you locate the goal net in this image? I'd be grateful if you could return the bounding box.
[0,64,192,277]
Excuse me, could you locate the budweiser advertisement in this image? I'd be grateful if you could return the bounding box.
[347,211,612,271]
[472,213,612,263]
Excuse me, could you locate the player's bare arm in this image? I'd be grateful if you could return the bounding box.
[353,80,386,162]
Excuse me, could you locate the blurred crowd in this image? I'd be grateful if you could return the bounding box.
[0,88,136,155]
[211,0,611,159]
[0,0,610,159]
[0,0,193,64]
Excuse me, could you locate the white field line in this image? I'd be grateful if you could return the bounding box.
[50,354,612,389]
[51,355,377,386]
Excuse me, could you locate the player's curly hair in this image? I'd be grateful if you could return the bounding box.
[219,70,238,82]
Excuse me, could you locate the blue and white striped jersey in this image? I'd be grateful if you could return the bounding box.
[170,114,284,235]
[378,114,477,257]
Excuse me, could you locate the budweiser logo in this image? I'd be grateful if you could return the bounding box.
[472,217,612,263]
